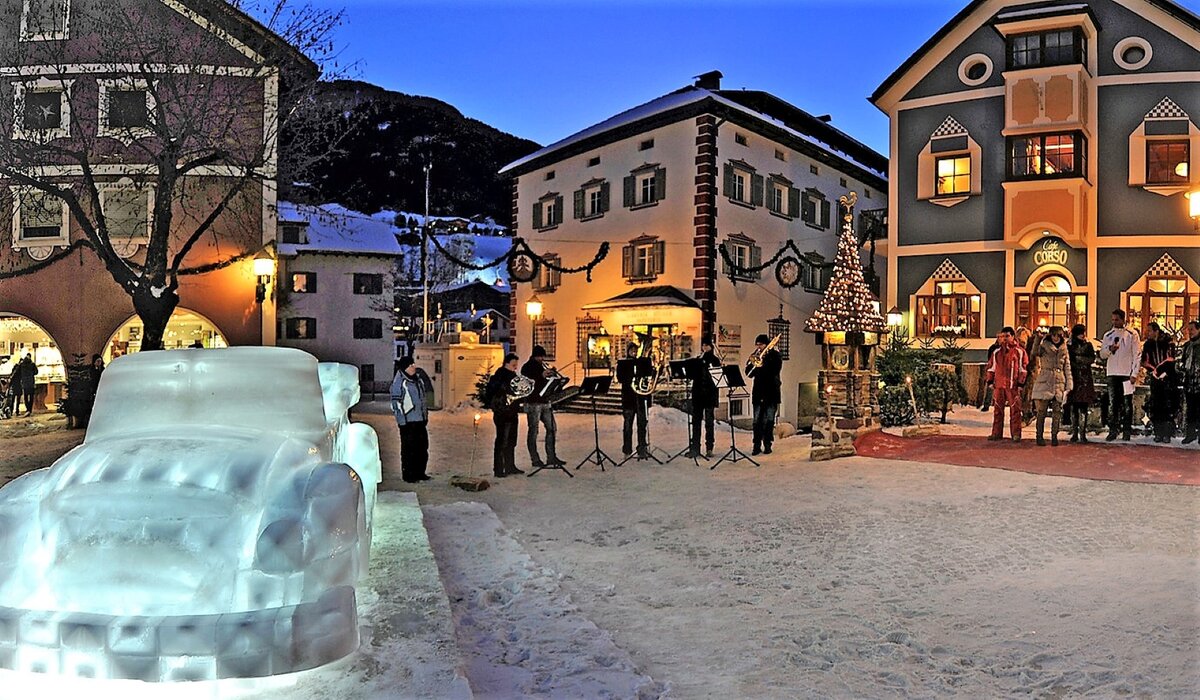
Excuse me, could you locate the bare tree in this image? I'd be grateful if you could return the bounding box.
[0,0,345,350]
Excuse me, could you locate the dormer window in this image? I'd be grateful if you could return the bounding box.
[20,0,70,41]
[1006,28,1085,70]
[280,223,308,244]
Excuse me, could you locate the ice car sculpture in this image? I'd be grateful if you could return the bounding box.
[0,347,381,682]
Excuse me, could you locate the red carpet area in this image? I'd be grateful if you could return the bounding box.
[855,431,1200,486]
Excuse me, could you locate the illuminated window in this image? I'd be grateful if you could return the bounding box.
[936,155,971,196]
[1015,275,1086,332]
[291,272,316,293]
[1146,141,1189,184]
[916,280,982,338]
[1007,132,1086,179]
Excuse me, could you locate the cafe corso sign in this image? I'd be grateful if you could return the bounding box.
[1033,239,1069,267]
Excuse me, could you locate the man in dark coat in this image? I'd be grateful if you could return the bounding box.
[746,334,782,455]
[1181,320,1200,445]
[520,345,561,468]
[391,356,431,483]
[13,354,38,416]
[1140,322,1177,443]
[485,353,524,477]
[688,337,720,458]
[617,342,649,458]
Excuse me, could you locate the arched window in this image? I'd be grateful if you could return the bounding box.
[1015,274,1086,332]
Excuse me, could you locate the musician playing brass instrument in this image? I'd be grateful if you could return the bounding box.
[521,345,564,469]
[688,336,721,458]
[484,353,525,477]
[617,341,650,458]
[746,333,783,455]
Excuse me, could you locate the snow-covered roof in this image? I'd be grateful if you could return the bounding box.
[499,86,887,183]
[276,202,403,257]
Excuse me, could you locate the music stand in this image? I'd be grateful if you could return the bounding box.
[571,375,616,473]
[666,359,703,465]
[712,364,759,469]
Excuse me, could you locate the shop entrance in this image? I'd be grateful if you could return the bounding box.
[0,313,65,410]
[104,308,228,363]
[1016,274,1086,332]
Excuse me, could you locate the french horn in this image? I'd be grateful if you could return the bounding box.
[507,374,535,405]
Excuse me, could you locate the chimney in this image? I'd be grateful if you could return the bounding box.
[694,70,723,90]
[816,114,833,123]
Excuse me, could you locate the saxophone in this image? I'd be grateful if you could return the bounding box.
[745,334,782,374]
[507,374,535,405]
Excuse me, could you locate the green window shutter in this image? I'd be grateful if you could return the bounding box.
[622,244,633,277]
[765,178,776,212]
[532,201,543,229]
[310,274,317,293]
[554,194,564,225]
[653,240,665,275]
[750,244,762,280]
[788,186,800,218]
[573,189,584,219]
[654,167,666,202]
[623,175,635,207]
[720,240,731,275]
[820,199,831,229]
[751,173,764,206]
[724,163,735,197]
[599,181,610,212]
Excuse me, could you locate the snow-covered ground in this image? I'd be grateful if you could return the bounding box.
[362,405,1199,698]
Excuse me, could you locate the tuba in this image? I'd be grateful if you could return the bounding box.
[507,374,535,405]
[631,332,662,397]
[745,334,782,374]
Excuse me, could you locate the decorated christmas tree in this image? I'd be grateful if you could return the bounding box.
[804,192,886,334]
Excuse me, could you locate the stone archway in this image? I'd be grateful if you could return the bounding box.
[103,308,229,363]
[0,312,67,410]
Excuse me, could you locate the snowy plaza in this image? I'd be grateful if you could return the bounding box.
[3,404,1197,698]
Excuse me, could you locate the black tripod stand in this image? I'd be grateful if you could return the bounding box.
[712,365,758,469]
[574,376,617,472]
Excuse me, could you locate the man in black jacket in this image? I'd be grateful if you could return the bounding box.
[688,337,720,458]
[618,342,649,458]
[485,353,524,477]
[746,334,782,455]
[521,345,562,468]
[13,354,38,417]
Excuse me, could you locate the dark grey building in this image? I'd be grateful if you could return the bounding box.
[872,0,1199,352]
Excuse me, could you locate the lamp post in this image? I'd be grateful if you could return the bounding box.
[525,293,543,321]
[253,249,276,303]
[886,306,903,329]
[1189,188,1200,231]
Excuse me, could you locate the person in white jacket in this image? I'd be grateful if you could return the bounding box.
[1098,309,1140,441]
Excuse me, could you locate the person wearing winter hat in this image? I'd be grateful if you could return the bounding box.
[391,356,430,482]
[745,333,782,455]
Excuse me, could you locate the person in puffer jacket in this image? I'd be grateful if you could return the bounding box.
[986,326,1028,442]
[1030,326,1073,446]
[391,356,430,483]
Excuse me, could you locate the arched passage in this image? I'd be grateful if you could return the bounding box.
[1,312,66,410]
[103,308,229,363]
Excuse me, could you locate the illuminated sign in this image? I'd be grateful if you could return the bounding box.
[1033,238,1069,267]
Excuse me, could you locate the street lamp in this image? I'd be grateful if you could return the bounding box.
[525,293,543,321]
[886,306,903,328]
[1189,188,1200,230]
[253,249,276,303]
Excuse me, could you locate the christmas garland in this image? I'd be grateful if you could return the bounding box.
[718,239,814,287]
[0,240,274,280]
[427,234,609,282]
[0,240,93,280]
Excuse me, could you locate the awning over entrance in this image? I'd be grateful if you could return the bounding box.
[581,285,700,311]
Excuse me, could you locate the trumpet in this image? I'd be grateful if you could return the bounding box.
[745,334,781,374]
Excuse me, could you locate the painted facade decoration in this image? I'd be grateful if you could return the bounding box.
[501,73,888,426]
[873,0,1200,351]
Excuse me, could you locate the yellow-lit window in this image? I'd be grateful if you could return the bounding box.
[935,156,971,196]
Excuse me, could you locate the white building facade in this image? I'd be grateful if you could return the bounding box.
[502,73,888,427]
[275,203,400,393]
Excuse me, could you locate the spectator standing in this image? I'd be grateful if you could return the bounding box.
[1140,322,1177,443]
[1099,309,1140,441]
[1030,326,1073,446]
[1180,320,1200,445]
[13,354,37,416]
[1066,324,1097,442]
[985,327,1028,442]
[391,357,430,483]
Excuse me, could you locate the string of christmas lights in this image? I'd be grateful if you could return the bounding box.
[427,234,609,282]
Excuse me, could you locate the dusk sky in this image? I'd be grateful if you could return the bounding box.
[308,0,1200,156]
